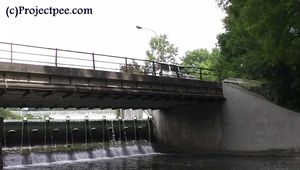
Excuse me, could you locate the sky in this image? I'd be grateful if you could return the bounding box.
[0,0,226,62]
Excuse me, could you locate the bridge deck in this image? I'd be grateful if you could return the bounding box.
[0,62,224,109]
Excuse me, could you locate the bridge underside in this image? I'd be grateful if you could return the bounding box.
[0,62,224,109]
[0,84,223,109]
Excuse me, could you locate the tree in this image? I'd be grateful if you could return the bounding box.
[120,60,144,74]
[182,49,210,68]
[146,34,178,64]
[216,0,300,111]
[181,48,223,81]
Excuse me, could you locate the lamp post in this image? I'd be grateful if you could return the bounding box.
[136,25,159,76]
[136,26,158,37]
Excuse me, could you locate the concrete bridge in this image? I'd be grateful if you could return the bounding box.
[0,42,224,109]
[0,62,223,109]
[2,42,300,169]
[0,42,225,169]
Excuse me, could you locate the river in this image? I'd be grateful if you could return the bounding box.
[4,153,300,170]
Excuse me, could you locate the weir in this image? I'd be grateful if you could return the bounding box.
[3,143,155,168]
[3,118,150,147]
[1,116,155,169]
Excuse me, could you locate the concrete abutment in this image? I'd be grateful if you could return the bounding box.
[153,83,300,155]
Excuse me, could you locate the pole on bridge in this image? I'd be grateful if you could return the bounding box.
[92,53,96,70]
[10,43,13,63]
[0,116,3,170]
[152,61,156,76]
[125,57,128,72]
[55,48,58,67]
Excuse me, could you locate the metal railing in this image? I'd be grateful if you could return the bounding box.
[0,42,222,82]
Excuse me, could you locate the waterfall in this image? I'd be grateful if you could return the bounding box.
[73,151,91,160]
[2,116,157,169]
[30,153,50,164]
[3,143,157,168]
[52,152,71,162]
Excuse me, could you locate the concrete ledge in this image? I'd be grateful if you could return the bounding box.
[0,62,224,109]
[0,62,221,88]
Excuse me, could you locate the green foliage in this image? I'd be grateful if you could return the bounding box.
[181,48,223,81]
[120,60,144,74]
[0,108,22,120]
[146,34,178,64]
[25,114,35,120]
[217,0,300,111]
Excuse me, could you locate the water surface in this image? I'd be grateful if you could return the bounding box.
[5,154,300,170]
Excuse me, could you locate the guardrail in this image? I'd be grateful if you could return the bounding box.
[0,42,222,82]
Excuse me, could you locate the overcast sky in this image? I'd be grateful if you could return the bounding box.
[1,0,225,61]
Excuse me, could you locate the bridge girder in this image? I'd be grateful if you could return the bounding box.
[0,62,225,109]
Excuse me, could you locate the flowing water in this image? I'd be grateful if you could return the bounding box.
[4,152,300,170]
[3,143,157,169]
[4,118,300,169]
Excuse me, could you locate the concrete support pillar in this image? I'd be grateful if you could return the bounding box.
[0,117,3,170]
[152,104,223,153]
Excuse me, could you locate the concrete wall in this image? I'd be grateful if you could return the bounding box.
[153,83,300,154]
[3,120,149,147]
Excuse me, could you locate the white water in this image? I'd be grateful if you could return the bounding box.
[109,147,124,157]
[30,153,50,164]
[52,153,70,162]
[3,144,157,169]
[3,154,23,167]
[141,145,155,153]
[126,145,140,155]
[92,148,107,158]
[73,151,90,160]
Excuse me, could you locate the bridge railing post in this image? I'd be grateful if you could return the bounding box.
[125,57,128,72]
[55,48,58,67]
[10,43,13,63]
[92,53,96,70]
[199,68,203,80]
[152,61,156,76]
